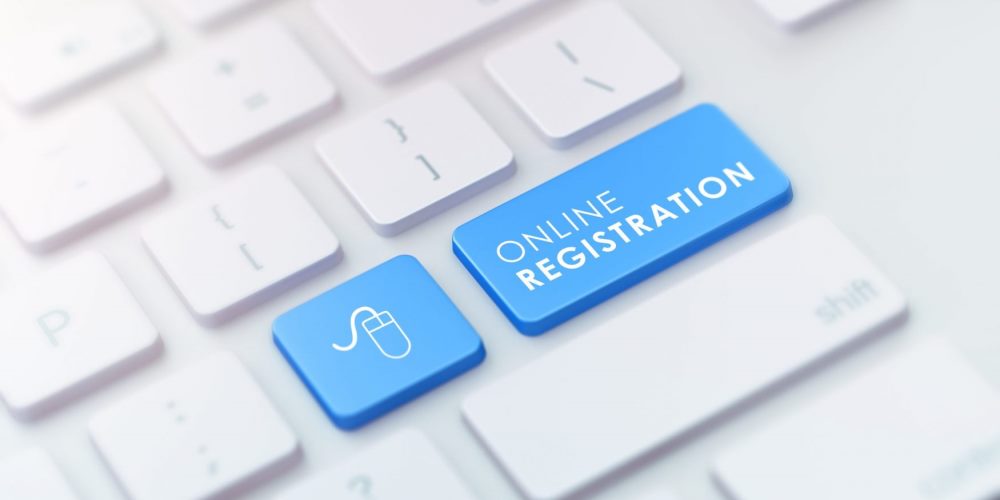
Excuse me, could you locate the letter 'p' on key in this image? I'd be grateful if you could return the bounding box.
[453,104,793,335]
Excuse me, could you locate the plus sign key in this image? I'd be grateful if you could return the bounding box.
[142,166,341,325]
[485,2,682,147]
[148,20,337,163]
[273,255,485,429]
[316,81,513,236]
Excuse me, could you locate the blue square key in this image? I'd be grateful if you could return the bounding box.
[273,255,485,430]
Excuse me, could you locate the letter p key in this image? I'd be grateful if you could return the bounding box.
[36,309,70,346]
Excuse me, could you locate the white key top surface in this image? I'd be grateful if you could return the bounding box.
[316,81,514,236]
[0,0,160,110]
[462,216,907,500]
[148,20,336,163]
[141,166,341,324]
[90,352,299,500]
[168,0,268,28]
[314,0,544,80]
[636,488,681,500]
[752,0,857,28]
[0,103,166,252]
[0,253,160,419]
[485,2,682,147]
[277,429,476,500]
[0,448,79,500]
[714,338,1000,500]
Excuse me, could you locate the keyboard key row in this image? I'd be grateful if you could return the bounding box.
[0,216,923,500]
[0,3,682,253]
[462,216,907,499]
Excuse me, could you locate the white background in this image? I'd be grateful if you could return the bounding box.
[0,0,996,498]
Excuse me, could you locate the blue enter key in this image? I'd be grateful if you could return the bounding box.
[453,104,793,335]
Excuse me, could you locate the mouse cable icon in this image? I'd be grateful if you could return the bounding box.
[333,306,412,359]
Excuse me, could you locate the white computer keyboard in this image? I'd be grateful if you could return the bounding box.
[2,0,1000,499]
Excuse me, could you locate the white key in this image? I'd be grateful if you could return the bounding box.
[0,0,160,110]
[148,21,336,163]
[714,338,1000,500]
[0,448,79,500]
[90,352,299,500]
[277,429,476,500]
[316,81,514,236]
[485,2,682,147]
[314,0,544,80]
[0,253,161,419]
[0,103,166,252]
[142,166,341,324]
[636,489,681,500]
[752,0,858,28]
[462,216,907,500]
[169,0,269,28]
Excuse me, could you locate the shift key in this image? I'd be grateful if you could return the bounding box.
[453,103,793,335]
[462,216,908,500]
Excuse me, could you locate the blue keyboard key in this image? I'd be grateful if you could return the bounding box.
[453,104,792,335]
[273,255,485,429]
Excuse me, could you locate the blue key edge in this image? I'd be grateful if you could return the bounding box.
[452,103,793,336]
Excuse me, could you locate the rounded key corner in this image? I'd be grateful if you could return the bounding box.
[190,304,230,328]
[274,429,303,458]
[769,177,794,207]
[509,311,553,337]
[271,313,295,339]
[686,102,727,118]
[466,337,488,364]
[328,405,377,431]
[385,253,422,269]
[368,214,409,237]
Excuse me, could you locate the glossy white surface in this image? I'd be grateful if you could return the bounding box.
[141,166,341,324]
[148,20,337,162]
[0,252,160,419]
[0,1,995,499]
[276,428,477,500]
[316,81,514,235]
[714,338,1000,500]
[313,0,546,79]
[0,448,79,500]
[89,352,299,500]
[485,2,682,146]
[168,0,269,28]
[0,0,160,110]
[751,0,857,28]
[463,216,906,499]
[0,103,166,251]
